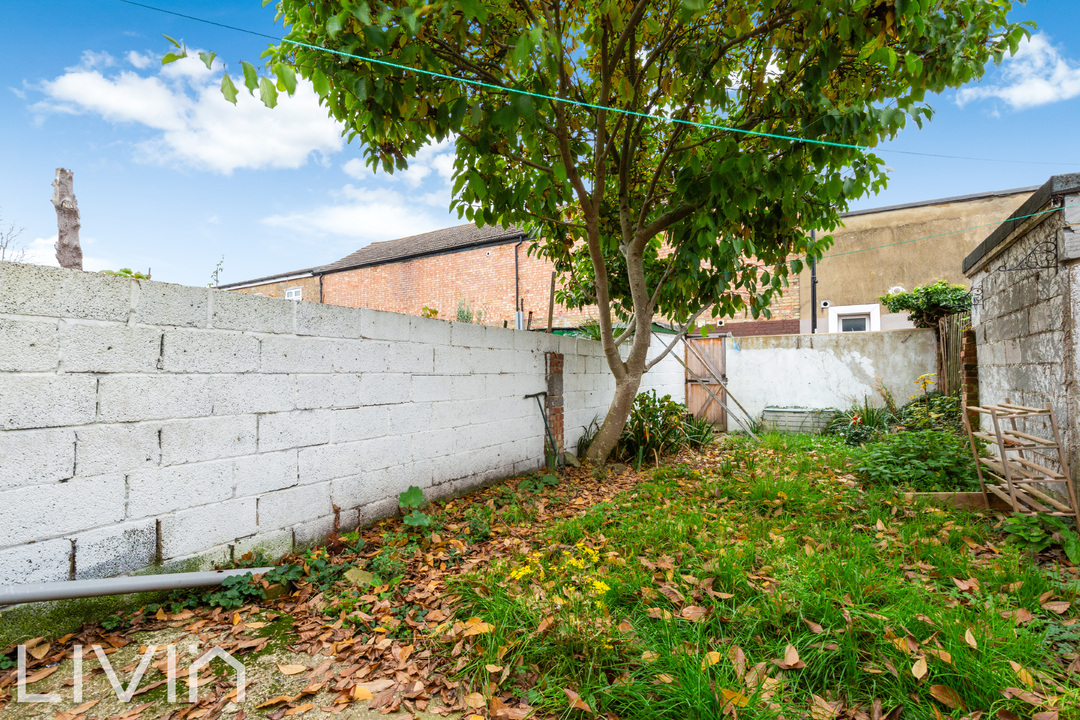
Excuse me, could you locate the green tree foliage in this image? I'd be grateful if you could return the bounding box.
[879,280,972,328]
[203,0,1027,460]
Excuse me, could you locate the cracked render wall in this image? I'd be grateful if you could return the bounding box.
[0,262,684,588]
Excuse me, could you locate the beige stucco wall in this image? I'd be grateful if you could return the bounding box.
[798,190,1035,332]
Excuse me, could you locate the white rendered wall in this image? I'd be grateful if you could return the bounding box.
[0,262,684,583]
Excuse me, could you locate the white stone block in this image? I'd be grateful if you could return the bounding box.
[388,403,433,436]
[210,288,294,334]
[330,473,379,510]
[233,529,294,561]
[0,317,58,372]
[59,321,162,374]
[388,342,435,373]
[211,374,296,415]
[364,374,411,405]
[233,450,299,497]
[73,520,156,579]
[412,375,455,403]
[450,374,485,397]
[330,406,390,443]
[403,429,455,462]
[292,513,338,547]
[360,308,413,342]
[295,373,364,409]
[0,374,97,430]
[127,460,232,518]
[296,300,364,338]
[99,375,214,424]
[132,280,209,328]
[513,331,544,352]
[357,495,398,526]
[161,328,259,373]
[0,428,75,491]
[298,442,365,485]
[351,435,401,471]
[0,262,132,322]
[450,321,489,348]
[261,335,334,373]
[409,315,452,346]
[257,482,333,531]
[258,409,333,452]
[75,423,159,477]
[159,497,257,560]
[331,339,389,373]
[486,326,517,350]
[160,414,258,465]
[433,345,472,369]
[0,538,72,584]
[1,474,125,548]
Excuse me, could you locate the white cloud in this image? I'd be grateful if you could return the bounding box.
[34,52,345,174]
[342,136,456,190]
[957,33,1080,110]
[127,51,153,69]
[23,236,114,272]
[263,183,454,242]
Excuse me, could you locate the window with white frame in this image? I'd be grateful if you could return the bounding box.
[827,303,880,333]
[285,287,302,301]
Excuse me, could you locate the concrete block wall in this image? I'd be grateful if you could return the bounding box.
[968,194,1079,486]
[0,262,685,585]
[724,329,938,420]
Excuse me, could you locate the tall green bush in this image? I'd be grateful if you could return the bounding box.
[879,281,971,328]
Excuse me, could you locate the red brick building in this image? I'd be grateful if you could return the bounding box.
[221,223,801,335]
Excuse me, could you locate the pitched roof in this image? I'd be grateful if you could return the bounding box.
[318,223,527,274]
[217,266,318,290]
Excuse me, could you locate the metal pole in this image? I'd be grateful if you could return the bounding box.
[0,567,276,606]
[524,391,558,469]
[810,230,818,334]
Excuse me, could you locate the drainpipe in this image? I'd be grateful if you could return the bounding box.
[317,271,325,304]
[810,230,818,334]
[0,567,275,606]
[514,237,526,330]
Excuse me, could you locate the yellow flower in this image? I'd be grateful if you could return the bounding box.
[509,565,533,580]
[591,580,611,594]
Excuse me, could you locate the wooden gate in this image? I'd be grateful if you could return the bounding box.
[685,336,727,430]
[938,312,970,395]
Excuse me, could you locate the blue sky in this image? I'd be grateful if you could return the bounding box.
[2,1,1079,287]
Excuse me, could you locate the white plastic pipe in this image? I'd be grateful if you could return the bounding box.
[0,567,276,605]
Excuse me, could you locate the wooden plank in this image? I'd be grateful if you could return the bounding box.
[1001,428,1059,447]
[999,401,1050,413]
[1011,455,1066,480]
[1022,484,1073,513]
[1012,489,1053,514]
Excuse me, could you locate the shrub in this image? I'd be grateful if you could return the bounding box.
[856,429,980,491]
[456,298,483,323]
[879,281,971,328]
[826,396,895,446]
[898,391,964,435]
[577,393,714,466]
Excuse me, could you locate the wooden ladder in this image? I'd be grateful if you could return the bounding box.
[963,400,1080,527]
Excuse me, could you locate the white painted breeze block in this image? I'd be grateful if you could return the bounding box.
[0,262,685,583]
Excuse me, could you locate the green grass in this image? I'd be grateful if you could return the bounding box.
[450,433,1080,719]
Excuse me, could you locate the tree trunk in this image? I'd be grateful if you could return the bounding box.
[51,168,83,270]
[585,369,644,463]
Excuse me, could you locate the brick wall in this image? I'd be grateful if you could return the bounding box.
[322,241,594,329]
[232,275,321,303]
[0,261,686,594]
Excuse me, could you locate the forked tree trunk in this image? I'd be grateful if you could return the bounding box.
[51,168,83,270]
[585,369,645,463]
